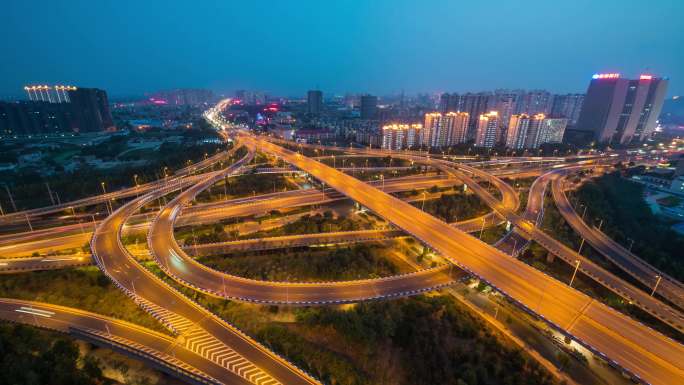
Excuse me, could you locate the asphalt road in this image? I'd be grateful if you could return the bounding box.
[91,146,321,385]
[249,134,684,385]
[0,298,251,385]
[551,168,684,310]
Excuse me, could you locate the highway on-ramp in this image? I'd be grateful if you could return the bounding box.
[91,146,322,385]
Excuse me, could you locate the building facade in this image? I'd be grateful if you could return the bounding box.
[67,88,115,132]
[381,123,422,150]
[360,95,378,120]
[575,73,668,144]
[422,112,469,148]
[550,94,584,126]
[2,86,114,135]
[307,90,323,115]
[475,111,500,148]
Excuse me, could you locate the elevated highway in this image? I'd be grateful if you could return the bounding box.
[551,168,684,310]
[249,134,684,385]
[91,146,322,385]
[0,298,252,385]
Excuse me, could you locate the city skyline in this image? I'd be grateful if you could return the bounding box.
[1,3,684,385]
[1,0,682,98]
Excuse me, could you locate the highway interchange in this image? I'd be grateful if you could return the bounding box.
[0,100,682,384]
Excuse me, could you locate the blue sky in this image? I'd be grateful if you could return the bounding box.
[1,0,682,98]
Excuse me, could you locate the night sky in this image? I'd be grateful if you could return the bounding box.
[1,0,682,98]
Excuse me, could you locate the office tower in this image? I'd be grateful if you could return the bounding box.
[381,123,422,150]
[550,94,584,125]
[576,73,668,144]
[439,93,460,113]
[517,90,554,115]
[422,112,469,148]
[537,117,569,144]
[306,90,323,115]
[360,95,378,119]
[632,76,668,141]
[475,111,500,148]
[460,92,494,139]
[67,88,114,132]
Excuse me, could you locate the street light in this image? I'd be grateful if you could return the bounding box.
[569,259,581,287]
[651,275,662,296]
[577,238,585,255]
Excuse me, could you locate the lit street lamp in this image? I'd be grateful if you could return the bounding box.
[651,275,662,296]
[569,259,581,287]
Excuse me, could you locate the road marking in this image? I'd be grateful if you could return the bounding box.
[41,258,76,262]
[15,307,55,317]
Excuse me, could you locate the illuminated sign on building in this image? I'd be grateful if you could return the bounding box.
[592,73,620,79]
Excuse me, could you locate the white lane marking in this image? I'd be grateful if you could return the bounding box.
[15,307,55,317]
[41,258,77,262]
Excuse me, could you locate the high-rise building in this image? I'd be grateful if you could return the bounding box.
[460,92,494,140]
[517,90,554,115]
[307,90,323,115]
[0,101,74,135]
[523,113,547,149]
[493,90,519,130]
[575,73,668,144]
[422,112,469,148]
[550,94,584,125]
[475,111,500,148]
[506,114,532,150]
[631,76,668,142]
[538,117,569,144]
[3,85,114,134]
[67,87,114,132]
[439,93,460,113]
[507,113,558,149]
[360,95,378,119]
[381,123,422,150]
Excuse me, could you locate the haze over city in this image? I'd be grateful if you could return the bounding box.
[2,0,683,98]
